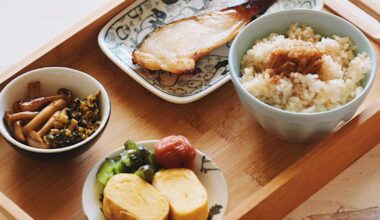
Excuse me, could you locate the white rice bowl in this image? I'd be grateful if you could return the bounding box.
[240,23,371,113]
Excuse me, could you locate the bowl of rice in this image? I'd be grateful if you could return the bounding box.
[229,9,376,143]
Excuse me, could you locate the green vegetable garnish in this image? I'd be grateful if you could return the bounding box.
[96,158,115,186]
[137,145,150,158]
[134,165,156,183]
[121,151,132,167]
[97,140,160,187]
[124,140,137,150]
[120,149,143,168]
[130,150,144,167]
[146,151,157,168]
[112,160,126,174]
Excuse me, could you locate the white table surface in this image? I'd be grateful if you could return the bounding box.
[1,1,380,219]
[0,0,110,74]
[287,143,380,219]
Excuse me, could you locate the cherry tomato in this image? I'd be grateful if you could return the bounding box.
[154,135,196,169]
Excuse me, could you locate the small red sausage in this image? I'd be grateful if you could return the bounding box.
[154,135,196,169]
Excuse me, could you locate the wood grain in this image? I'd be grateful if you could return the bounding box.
[350,0,380,20]
[0,2,379,220]
[0,192,33,220]
[225,100,380,220]
[325,0,380,41]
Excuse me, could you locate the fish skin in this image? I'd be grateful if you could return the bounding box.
[203,0,277,14]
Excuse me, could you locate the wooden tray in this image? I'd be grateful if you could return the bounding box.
[0,192,32,220]
[0,1,379,219]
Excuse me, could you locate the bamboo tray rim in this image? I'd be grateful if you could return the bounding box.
[0,1,380,220]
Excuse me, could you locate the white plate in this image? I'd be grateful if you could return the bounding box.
[82,140,228,220]
[98,0,323,103]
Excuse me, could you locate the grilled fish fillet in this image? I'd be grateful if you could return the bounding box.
[132,1,274,75]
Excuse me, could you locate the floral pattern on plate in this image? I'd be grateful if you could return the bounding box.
[99,0,323,103]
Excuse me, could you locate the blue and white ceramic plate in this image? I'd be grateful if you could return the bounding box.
[98,0,323,103]
[82,140,228,220]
